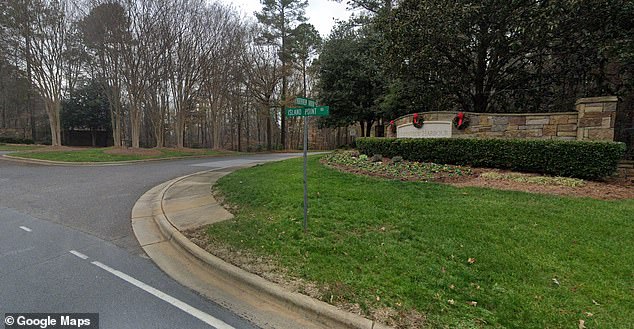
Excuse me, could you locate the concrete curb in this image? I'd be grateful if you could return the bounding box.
[133,167,392,329]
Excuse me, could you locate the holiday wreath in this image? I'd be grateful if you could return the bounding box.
[412,113,424,128]
[388,120,397,134]
[452,112,469,130]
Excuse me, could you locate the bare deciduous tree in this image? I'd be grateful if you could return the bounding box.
[15,0,71,146]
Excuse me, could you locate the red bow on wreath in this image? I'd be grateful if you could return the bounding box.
[457,112,464,127]
[452,112,469,130]
[412,113,424,128]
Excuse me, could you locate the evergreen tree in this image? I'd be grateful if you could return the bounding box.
[255,0,308,148]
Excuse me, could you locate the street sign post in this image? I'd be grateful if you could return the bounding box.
[291,97,329,233]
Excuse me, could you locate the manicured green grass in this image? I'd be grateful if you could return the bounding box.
[209,156,634,328]
[9,147,232,162]
[0,144,44,151]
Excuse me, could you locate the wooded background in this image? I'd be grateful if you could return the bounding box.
[1,0,632,154]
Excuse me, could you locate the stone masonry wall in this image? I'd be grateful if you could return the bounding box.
[617,161,634,180]
[386,96,618,142]
[576,96,618,141]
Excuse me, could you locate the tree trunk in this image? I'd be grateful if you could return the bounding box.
[91,129,96,147]
[45,99,62,146]
[266,109,272,151]
[130,103,141,148]
[237,114,242,152]
[245,107,250,151]
[281,75,287,149]
[110,90,123,147]
[365,121,373,137]
[175,110,185,148]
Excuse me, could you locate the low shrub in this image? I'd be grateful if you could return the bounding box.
[370,154,383,162]
[391,156,403,163]
[323,150,471,179]
[356,137,626,180]
[0,137,34,144]
[480,172,586,187]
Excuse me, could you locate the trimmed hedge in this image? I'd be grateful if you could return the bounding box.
[0,137,34,144]
[356,138,626,180]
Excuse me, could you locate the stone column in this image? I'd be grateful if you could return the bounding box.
[576,96,618,141]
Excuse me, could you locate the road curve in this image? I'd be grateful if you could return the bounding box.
[0,154,299,329]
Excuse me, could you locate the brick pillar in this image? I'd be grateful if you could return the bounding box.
[576,96,618,141]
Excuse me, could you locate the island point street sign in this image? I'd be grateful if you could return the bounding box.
[286,106,330,117]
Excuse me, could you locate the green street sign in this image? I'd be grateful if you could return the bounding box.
[287,107,305,117]
[286,106,329,117]
[311,106,330,116]
[295,97,316,108]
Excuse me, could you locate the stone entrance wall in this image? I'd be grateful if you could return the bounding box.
[618,161,634,179]
[386,96,618,142]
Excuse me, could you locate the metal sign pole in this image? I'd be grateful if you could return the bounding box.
[289,97,329,233]
[303,116,309,232]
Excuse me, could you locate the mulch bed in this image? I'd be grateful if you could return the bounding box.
[444,169,634,201]
[103,147,162,156]
[326,160,634,201]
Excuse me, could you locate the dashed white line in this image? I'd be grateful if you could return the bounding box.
[69,250,89,260]
[91,261,234,329]
[19,226,32,232]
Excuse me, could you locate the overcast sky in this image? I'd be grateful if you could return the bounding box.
[220,0,352,37]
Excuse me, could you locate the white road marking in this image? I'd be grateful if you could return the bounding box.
[69,250,89,260]
[91,261,234,329]
[19,226,32,232]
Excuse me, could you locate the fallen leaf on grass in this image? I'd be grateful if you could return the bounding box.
[585,312,593,317]
[578,319,586,329]
[467,258,476,264]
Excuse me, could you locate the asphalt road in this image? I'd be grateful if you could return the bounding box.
[0,154,300,329]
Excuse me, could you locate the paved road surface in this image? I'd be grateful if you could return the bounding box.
[0,154,299,329]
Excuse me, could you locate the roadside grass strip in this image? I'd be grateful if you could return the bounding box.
[0,144,45,152]
[9,147,233,162]
[207,156,634,328]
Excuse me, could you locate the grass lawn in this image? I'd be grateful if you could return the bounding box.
[8,147,233,162]
[0,144,44,151]
[208,156,634,328]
